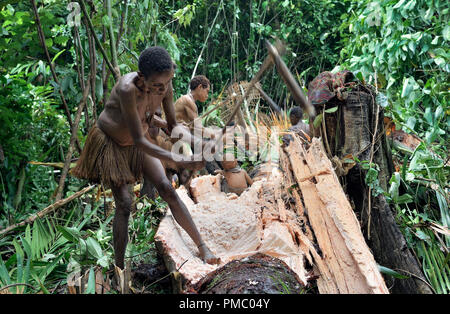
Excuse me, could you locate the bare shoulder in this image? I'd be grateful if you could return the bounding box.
[175,94,190,105]
[117,72,138,95]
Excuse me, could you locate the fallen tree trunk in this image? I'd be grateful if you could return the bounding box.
[155,135,388,293]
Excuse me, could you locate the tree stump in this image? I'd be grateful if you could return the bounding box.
[319,83,432,294]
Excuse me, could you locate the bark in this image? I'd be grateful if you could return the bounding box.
[187,253,305,294]
[283,138,388,294]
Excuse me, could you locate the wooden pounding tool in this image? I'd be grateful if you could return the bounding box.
[265,39,316,123]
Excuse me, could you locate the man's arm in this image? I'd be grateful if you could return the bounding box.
[244,171,253,186]
[162,82,178,131]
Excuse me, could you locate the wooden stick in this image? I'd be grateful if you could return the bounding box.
[255,84,281,113]
[28,161,78,169]
[79,0,120,81]
[0,185,96,237]
[189,0,223,91]
[54,78,91,201]
[30,0,73,129]
[223,41,285,131]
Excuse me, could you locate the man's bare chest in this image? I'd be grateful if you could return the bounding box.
[135,93,164,117]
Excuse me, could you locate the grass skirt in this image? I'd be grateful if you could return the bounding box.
[70,125,144,188]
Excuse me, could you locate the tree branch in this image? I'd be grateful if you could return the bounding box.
[31,0,83,154]
[0,184,96,237]
[78,0,120,81]
[54,77,91,201]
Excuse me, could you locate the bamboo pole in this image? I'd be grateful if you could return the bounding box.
[189,0,223,91]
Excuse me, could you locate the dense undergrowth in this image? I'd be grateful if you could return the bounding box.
[0,0,448,294]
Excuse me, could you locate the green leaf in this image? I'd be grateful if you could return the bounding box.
[324,106,338,113]
[313,113,323,128]
[434,106,443,120]
[57,226,81,243]
[395,193,414,204]
[378,265,410,279]
[424,107,433,124]
[101,15,111,27]
[85,267,96,294]
[51,49,65,64]
[365,167,379,184]
[0,256,11,285]
[44,38,52,47]
[416,230,431,243]
[97,255,109,268]
[389,172,401,200]
[443,25,450,41]
[86,237,103,260]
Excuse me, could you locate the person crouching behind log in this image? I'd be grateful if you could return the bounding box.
[289,106,311,141]
[174,75,216,139]
[174,75,222,176]
[71,46,220,268]
[215,153,253,196]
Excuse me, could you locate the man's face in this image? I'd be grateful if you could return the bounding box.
[143,70,174,95]
[197,84,210,102]
[290,115,300,126]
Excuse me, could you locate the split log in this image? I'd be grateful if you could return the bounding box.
[319,84,433,294]
[155,138,388,293]
[155,172,312,293]
[283,137,388,294]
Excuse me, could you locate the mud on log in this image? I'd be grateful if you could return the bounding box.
[319,84,433,294]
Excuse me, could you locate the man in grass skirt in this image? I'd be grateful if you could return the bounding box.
[71,47,220,269]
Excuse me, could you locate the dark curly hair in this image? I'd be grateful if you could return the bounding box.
[290,106,303,118]
[289,106,303,124]
[138,46,174,78]
[189,75,210,90]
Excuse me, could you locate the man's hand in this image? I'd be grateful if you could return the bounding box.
[214,169,224,175]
